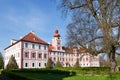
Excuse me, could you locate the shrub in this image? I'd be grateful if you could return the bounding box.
[0,52,4,69]
[73,59,80,69]
[1,70,35,80]
[46,58,53,69]
[56,67,111,75]
[6,55,18,70]
[1,69,76,80]
[55,60,62,68]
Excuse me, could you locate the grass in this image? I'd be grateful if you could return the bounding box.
[64,75,120,80]
[14,72,120,80]
[2,68,120,80]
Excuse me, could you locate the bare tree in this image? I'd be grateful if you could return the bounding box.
[58,0,120,72]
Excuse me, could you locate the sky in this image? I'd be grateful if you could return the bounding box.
[0,0,71,54]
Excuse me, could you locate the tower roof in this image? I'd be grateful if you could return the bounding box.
[53,29,60,37]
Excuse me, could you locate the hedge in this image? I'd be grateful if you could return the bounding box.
[1,69,76,80]
[11,68,75,75]
[1,67,120,80]
[55,67,120,75]
[1,70,35,80]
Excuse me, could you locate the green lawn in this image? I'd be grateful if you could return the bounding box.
[15,72,120,80]
[64,75,120,80]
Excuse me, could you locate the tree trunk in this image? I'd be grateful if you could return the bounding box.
[109,46,118,72]
[110,57,117,72]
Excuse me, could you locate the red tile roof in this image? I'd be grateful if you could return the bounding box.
[64,47,86,54]
[5,32,48,50]
[21,32,48,45]
[48,44,54,51]
[79,48,86,53]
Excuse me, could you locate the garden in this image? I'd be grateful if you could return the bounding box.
[1,67,120,80]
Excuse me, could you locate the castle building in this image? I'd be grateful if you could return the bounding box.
[4,32,49,68]
[4,29,100,69]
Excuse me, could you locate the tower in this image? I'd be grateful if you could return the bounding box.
[52,29,62,51]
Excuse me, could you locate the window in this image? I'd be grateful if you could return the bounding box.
[25,43,28,48]
[83,58,85,61]
[25,52,29,58]
[38,53,42,58]
[39,63,41,67]
[57,41,60,45]
[44,54,47,59]
[32,53,36,58]
[44,45,46,50]
[25,63,28,67]
[54,57,56,61]
[32,44,35,49]
[72,58,73,61]
[60,58,61,61]
[73,49,77,53]
[63,58,64,61]
[32,63,34,67]
[39,45,41,49]
[86,58,88,61]
[57,47,60,50]
[44,63,46,66]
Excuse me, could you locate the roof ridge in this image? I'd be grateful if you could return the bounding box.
[20,32,48,45]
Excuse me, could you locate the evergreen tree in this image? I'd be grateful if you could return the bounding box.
[46,58,53,69]
[6,55,18,70]
[55,60,62,68]
[74,59,80,69]
[0,52,4,69]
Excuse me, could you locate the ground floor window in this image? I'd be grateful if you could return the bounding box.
[39,63,41,67]
[32,63,35,67]
[25,63,28,67]
[44,63,46,66]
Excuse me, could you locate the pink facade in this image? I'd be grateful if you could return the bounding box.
[49,29,100,67]
[4,32,49,69]
[4,29,100,69]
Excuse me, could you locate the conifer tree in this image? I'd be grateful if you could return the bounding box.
[6,55,18,70]
[46,58,53,69]
[0,52,4,69]
[74,59,80,69]
[55,60,62,68]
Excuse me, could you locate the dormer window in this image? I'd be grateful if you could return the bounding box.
[33,38,36,40]
[73,49,77,53]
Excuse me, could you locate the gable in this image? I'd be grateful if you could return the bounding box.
[21,32,48,45]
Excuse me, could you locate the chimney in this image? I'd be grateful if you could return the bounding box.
[11,39,18,45]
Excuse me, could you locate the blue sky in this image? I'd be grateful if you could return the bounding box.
[0,0,71,54]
